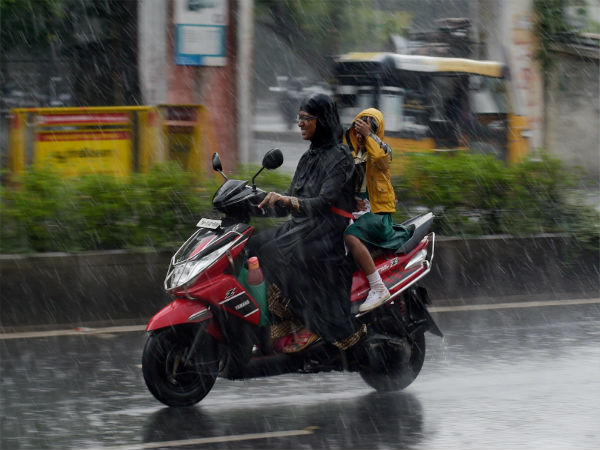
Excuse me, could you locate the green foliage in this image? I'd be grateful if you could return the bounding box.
[0,163,292,254]
[394,153,512,235]
[125,163,217,249]
[2,155,597,254]
[281,0,411,53]
[0,169,74,252]
[255,0,412,77]
[394,152,599,243]
[533,0,571,71]
[67,174,134,251]
[0,0,68,51]
[503,154,573,234]
[1,164,207,253]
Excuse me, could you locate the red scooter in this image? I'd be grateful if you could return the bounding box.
[142,149,442,407]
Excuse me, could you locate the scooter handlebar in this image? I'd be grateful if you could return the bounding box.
[247,190,269,217]
[247,197,289,218]
[273,199,290,217]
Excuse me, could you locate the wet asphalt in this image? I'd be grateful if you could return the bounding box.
[1,299,599,450]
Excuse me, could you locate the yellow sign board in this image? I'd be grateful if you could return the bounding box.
[33,112,132,176]
[7,105,220,180]
[159,104,210,175]
[8,107,163,179]
[35,130,132,176]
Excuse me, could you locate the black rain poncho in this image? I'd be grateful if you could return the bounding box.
[249,94,357,342]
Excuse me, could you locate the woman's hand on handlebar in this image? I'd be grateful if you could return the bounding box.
[258,192,291,209]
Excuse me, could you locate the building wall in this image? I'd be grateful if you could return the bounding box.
[473,0,544,147]
[137,0,240,171]
[547,48,600,178]
[473,0,599,177]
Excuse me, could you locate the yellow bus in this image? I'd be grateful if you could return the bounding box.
[332,52,530,166]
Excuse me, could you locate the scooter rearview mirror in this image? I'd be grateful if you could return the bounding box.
[212,152,222,171]
[252,149,284,191]
[212,152,228,180]
[262,148,284,170]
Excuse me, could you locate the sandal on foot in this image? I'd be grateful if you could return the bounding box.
[282,330,320,354]
[273,334,295,352]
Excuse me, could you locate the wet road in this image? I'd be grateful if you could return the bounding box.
[1,298,599,450]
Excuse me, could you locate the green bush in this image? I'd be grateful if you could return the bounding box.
[0,169,77,253]
[393,152,599,243]
[394,152,512,235]
[1,164,212,253]
[0,163,292,254]
[125,163,217,249]
[68,173,136,251]
[1,153,597,254]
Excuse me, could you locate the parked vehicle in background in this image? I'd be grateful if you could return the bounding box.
[331,52,531,167]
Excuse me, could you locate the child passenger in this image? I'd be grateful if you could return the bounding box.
[344,108,411,313]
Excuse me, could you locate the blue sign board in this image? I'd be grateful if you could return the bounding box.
[174,0,228,66]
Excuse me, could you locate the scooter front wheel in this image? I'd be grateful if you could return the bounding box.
[142,324,220,407]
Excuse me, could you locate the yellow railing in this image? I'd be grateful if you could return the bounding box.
[7,104,218,179]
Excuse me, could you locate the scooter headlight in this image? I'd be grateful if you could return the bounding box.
[164,242,234,291]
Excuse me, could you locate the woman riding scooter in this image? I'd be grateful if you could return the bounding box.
[252,93,366,353]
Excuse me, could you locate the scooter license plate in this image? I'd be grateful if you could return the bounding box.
[196,218,222,229]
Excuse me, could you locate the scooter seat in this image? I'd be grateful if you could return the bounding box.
[395,212,434,255]
[364,212,433,258]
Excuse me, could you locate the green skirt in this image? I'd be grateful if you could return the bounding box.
[344,212,411,250]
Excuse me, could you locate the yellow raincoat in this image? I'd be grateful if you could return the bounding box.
[345,108,396,213]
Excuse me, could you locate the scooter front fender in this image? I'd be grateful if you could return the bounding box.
[146,298,213,332]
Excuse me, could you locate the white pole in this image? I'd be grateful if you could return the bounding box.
[236,0,254,165]
[137,0,168,105]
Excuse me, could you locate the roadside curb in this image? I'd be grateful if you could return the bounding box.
[1,235,598,331]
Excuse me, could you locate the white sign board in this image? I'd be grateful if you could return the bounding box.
[174,0,228,66]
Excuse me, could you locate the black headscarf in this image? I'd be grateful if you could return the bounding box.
[299,93,343,148]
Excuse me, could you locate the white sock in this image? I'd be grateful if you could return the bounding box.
[366,271,385,290]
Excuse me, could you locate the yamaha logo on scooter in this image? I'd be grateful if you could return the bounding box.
[219,291,259,317]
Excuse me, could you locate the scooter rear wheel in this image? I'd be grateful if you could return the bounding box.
[359,332,426,392]
[142,324,220,407]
